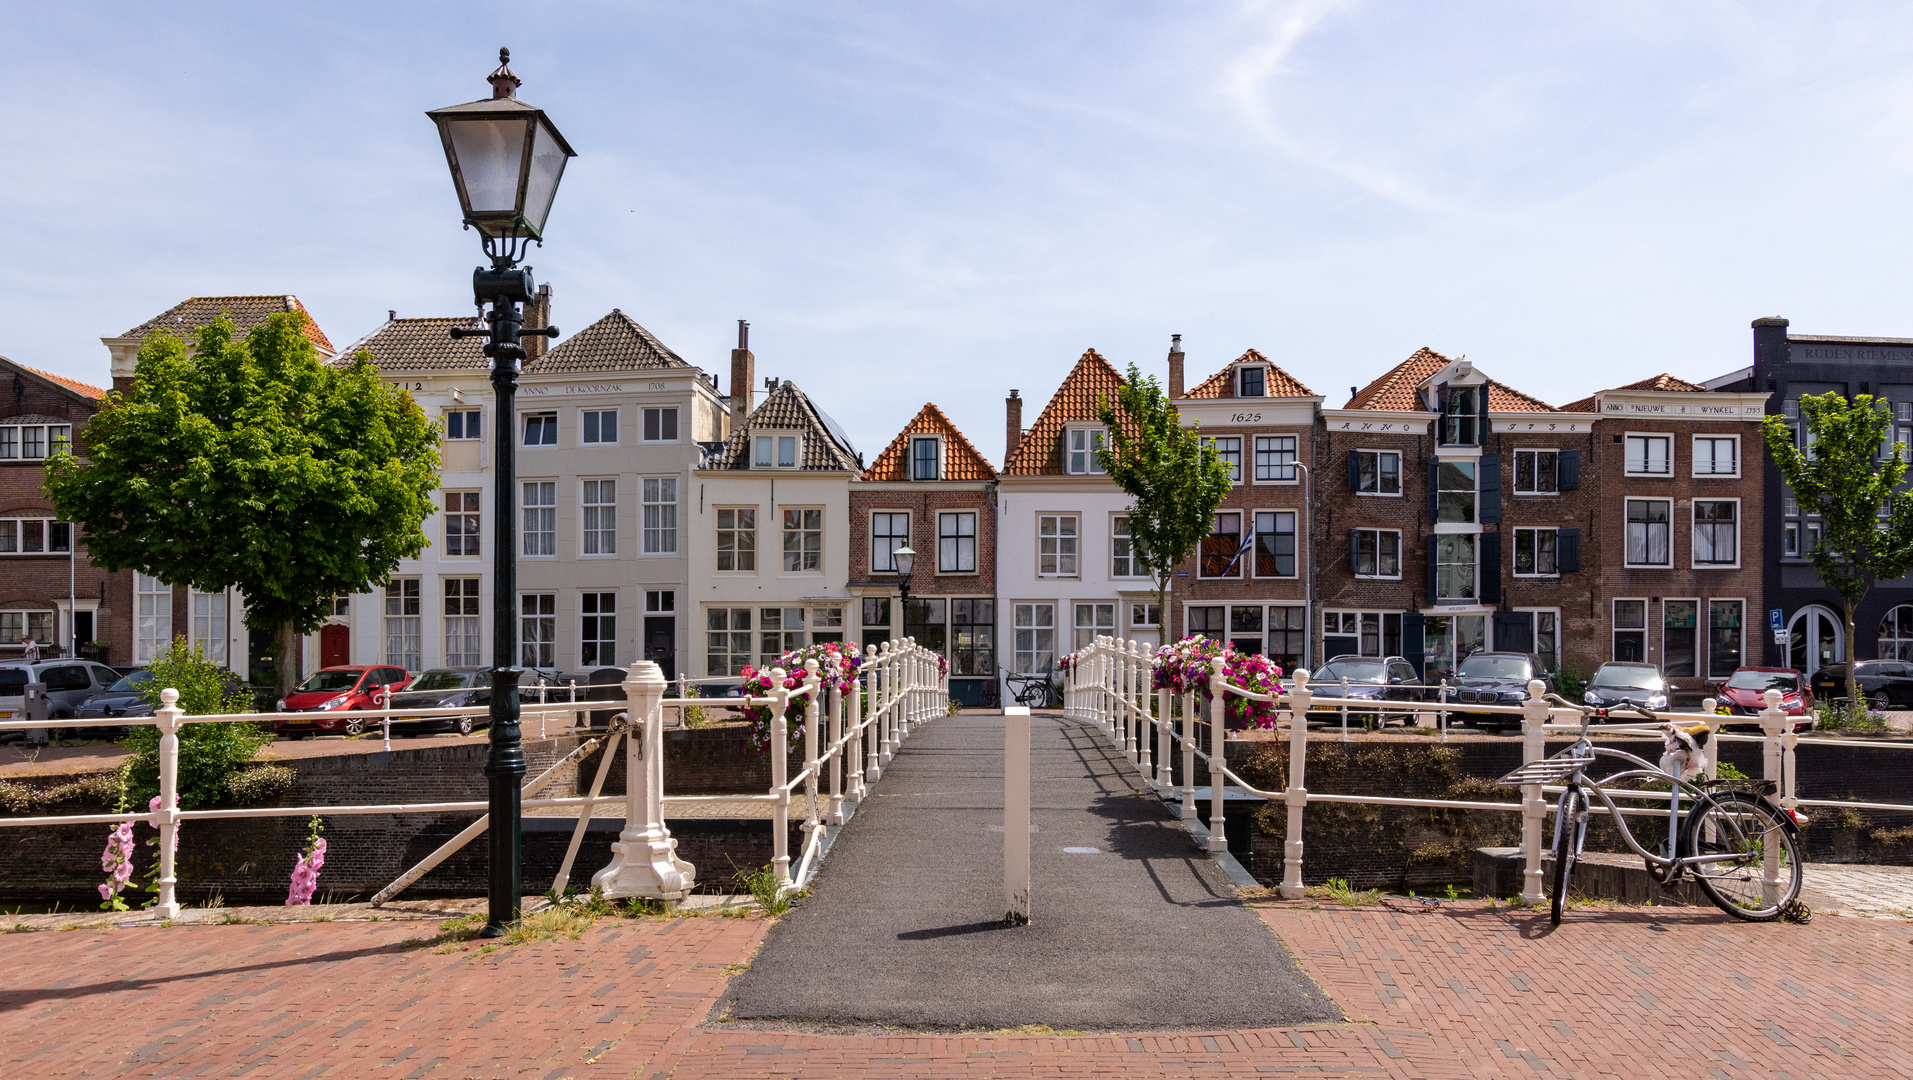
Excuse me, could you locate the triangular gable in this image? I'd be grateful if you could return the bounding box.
[1,356,106,401]
[1346,347,1553,412]
[1559,373,1707,413]
[1002,349,1127,475]
[863,403,996,481]
[122,295,335,353]
[336,317,485,373]
[1182,349,1315,399]
[706,381,860,471]
[526,309,688,374]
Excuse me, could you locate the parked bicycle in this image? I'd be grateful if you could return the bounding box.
[1005,669,1060,709]
[1498,698,1805,926]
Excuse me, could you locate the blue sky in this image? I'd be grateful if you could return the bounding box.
[9,2,1913,460]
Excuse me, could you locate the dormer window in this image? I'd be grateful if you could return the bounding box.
[1066,428,1106,474]
[753,433,801,469]
[911,436,940,480]
[1440,385,1478,446]
[1237,365,1266,398]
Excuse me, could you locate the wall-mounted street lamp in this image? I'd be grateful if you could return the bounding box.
[893,544,916,611]
[428,48,577,937]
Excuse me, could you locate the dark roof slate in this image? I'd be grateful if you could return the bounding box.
[706,381,860,472]
[122,295,334,352]
[525,309,688,374]
[336,317,486,373]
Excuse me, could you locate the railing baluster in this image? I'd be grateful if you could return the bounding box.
[1519,682,1551,906]
[1207,657,1227,854]
[803,661,822,835]
[1282,669,1312,899]
[828,677,845,826]
[1135,642,1152,778]
[1181,690,1196,820]
[864,646,882,784]
[154,689,183,919]
[1760,688,1789,907]
[770,669,792,885]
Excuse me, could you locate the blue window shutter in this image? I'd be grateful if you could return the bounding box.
[1426,538,1439,601]
[1349,530,1361,575]
[1347,449,1361,491]
[1558,528,1581,573]
[1559,449,1580,491]
[1402,613,1426,680]
[1480,454,1502,524]
[1427,459,1440,520]
[1480,531,1502,604]
[1477,384,1491,442]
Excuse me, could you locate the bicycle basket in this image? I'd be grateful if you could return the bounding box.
[1495,745,1594,787]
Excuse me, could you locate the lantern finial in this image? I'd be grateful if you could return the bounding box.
[488,48,521,100]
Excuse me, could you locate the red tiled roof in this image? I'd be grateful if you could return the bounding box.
[1343,347,1553,412]
[1559,372,1708,413]
[1181,349,1315,399]
[863,403,997,482]
[9,360,106,401]
[1002,350,1128,475]
[122,295,335,352]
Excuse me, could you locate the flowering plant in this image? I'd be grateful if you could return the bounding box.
[739,641,864,752]
[937,653,948,678]
[1150,637,1284,730]
[97,820,136,911]
[1056,650,1081,676]
[286,816,326,906]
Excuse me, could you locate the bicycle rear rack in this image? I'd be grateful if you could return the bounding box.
[1496,749,1593,788]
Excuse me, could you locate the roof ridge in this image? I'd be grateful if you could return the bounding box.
[4,358,107,400]
[861,401,997,481]
[1002,348,1128,475]
[1181,348,1316,399]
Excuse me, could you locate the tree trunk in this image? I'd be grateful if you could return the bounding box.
[1845,601,1863,712]
[276,620,300,699]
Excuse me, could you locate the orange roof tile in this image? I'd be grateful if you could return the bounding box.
[1559,373,1708,413]
[10,360,106,400]
[863,402,997,482]
[1181,349,1315,399]
[1002,349,1128,475]
[1343,347,1553,412]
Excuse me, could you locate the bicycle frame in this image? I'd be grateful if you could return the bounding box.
[1556,742,1773,879]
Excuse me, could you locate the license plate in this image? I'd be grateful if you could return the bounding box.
[286,717,312,725]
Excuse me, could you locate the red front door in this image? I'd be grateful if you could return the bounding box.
[319,624,349,668]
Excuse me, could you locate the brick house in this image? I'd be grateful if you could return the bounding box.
[0,357,114,662]
[1168,343,1322,673]
[850,403,999,705]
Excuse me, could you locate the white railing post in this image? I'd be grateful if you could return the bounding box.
[864,646,882,784]
[1760,687,1789,907]
[803,661,823,833]
[536,678,548,740]
[1207,657,1228,853]
[1181,689,1196,820]
[847,666,865,802]
[878,642,895,764]
[828,675,846,826]
[1701,697,1721,784]
[569,680,580,734]
[594,660,694,899]
[1519,681,1551,906]
[1135,641,1152,776]
[153,689,183,919]
[770,669,792,885]
[1282,668,1313,899]
[1155,683,1172,792]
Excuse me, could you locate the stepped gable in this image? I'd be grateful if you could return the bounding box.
[863,402,997,481]
[1181,349,1314,399]
[706,380,861,472]
[1002,349,1128,475]
[525,309,688,374]
[335,317,485,372]
[122,295,334,352]
[1344,346,1553,412]
[1559,373,1708,413]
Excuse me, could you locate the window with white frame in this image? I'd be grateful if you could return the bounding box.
[1514,527,1558,576]
[811,606,845,644]
[782,508,822,572]
[582,409,618,445]
[1066,428,1105,474]
[190,589,227,667]
[1890,403,1913,463]
[1322,610,1405,658]
[1436,460,1476,523]
[136,573,171,664]
[1111,516,1140,577]
[1522,609,1560,673]
[1013,603,1055,673]
[0,610,54,653]
[1434,534,1476,600]
[758,606,806,664]
[520,594,556,668]
[1626,498,1672,566]
[1709,600,1744,678]
[646,590,674,614]
[1663,599,1698,677]
[1130,602,1160,629]
[1693,500,1738,566]
[1237,365,1267,397]
[1693,435,1738,476]
[1188,605,1225,643]
[1514,449,1557,494]
[0,518,71,554]
[581,479,617,555]
[1073,603,1115,650]
[581,592,616,666]
[641,478,677,554]
[1254,435,1297,482]
[1352,529,1401,578]
[1625,434,1672,476]
[522,411,558,447]
[706,607,752,676]
[443,491,480,557]
[330,595,351,617]
[1613,599,1647,662]
[642,407,678,442]
[753,433,800,468]
[1038,515,1078,576]
[871,512,909,573]
[1255,510,1296,577]
[384,579,421,670]
[1205,436,1242,482]
[911,437,940,481]
[0,423,71,460]
[716,508,756,571]
[1354,450,1401,495]
[444,409,481,440]
[939,511,976,572]
[443,578,481,667]
[521,481,556,556]
[1199,511,1244,578]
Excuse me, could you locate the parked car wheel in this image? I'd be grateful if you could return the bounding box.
[344,717,366,736]
[457,716,475,736]
[1870,690,1891,711]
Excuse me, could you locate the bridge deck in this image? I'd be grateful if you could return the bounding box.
[720,711,1340,1032]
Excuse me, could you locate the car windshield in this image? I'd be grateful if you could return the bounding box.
[0,668,25,695]
[1592,666,1662,691]
[1317,660,1386,683]
[407,671,479,692]
[107,670,155,693]
[1457,656,1532,680]
[296,670,364,693]
[1726,670,1798,692]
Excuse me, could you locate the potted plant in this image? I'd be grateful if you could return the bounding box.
[81,640,111,662]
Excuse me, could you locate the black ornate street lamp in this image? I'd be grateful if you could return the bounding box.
[893,544,916,611]
[428,48,576,936]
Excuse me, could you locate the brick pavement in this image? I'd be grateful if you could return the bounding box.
[5,894,1912,1078]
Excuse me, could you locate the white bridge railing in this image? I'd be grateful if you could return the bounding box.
[1064,635,1913,904]
[0,638,946,915]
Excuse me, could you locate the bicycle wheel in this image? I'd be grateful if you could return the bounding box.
[1549,786,1588,926]
[1680,791,1803,922]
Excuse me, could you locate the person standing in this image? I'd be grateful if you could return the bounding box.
[21,635,40,662]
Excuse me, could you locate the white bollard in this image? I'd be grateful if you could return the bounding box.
[1759,687,1788,907]
[1519,682,1551,906]
[1282,669,1313,899]
[1207,657,1228,854]
[803,661,823,831]
[154,689,183,919]
[1181,690,1197,820]
[1004,706,1032,925]
[593,661,695,900]
[769,669,793,885]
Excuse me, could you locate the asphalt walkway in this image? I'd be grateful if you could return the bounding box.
[721,711,1340,1031]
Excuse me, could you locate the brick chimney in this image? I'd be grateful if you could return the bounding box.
[1167,334,1185,398]
[1005,390,1023,467]
[730,320,755,428]
[522,284,553,360]
[1752,316,1790,383]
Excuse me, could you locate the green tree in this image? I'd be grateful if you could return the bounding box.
[1763,391,1913,708]
[1095,364,1234,650]
[45,313,440,693]
[120,636,268,810]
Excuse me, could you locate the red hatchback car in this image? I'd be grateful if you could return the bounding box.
[275,665,411,736]
[1715,667,1816,728]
